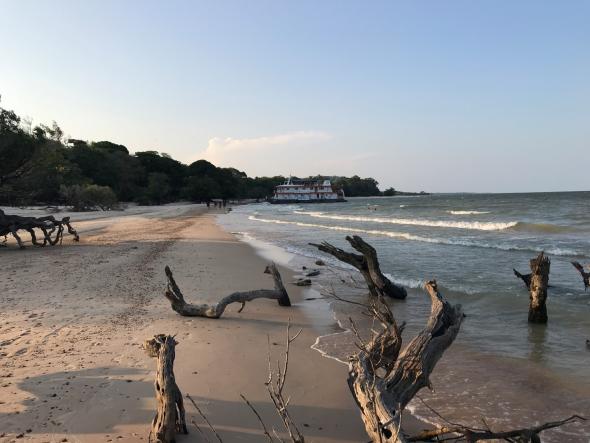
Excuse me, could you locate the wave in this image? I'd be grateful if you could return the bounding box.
[447,210,491,215]
[293,210,516,231]
[510,222,575,234]
[248,216,586,257]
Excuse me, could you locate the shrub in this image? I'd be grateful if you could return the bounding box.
[60,184,118,211]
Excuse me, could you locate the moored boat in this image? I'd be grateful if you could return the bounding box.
[270,177,346,204]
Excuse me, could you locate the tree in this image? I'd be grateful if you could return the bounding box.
[145,172,171,204]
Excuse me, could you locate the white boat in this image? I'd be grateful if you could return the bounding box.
[270,178,346,204]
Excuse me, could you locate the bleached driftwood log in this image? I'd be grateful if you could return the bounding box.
[571,261,589,291]
[528,252,550,323]
[144,334,188,443]
[348,280,462,442]
[164,263,291,318]
[310,235,407,299]
[0,209,79,249]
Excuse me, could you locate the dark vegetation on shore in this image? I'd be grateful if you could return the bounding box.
[0,99,425,209]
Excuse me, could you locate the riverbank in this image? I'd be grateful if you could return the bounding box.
[0,204,374,442]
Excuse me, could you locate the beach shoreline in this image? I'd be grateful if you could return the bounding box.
[0,204,381,442]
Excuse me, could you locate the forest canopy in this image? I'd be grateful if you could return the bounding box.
[0,100,404,207]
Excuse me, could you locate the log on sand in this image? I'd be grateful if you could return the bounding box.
[0,209,79,249]
[310,235,407,299]
[163,263,291,318]
[144,335,188,443]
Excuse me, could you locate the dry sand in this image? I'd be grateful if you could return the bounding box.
[0,204,380,442]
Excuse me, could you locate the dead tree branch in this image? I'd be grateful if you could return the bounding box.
[513,268,532,289]
[186,394,223,443]
[143,334,188,443]
[406,412,585,442]
[348,280,463,442]
[0,209,79,249]
[163,263,291,318]
[310,235,407,299]
[571,261,589,291]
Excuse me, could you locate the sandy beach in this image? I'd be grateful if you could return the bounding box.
[0,204,374,442]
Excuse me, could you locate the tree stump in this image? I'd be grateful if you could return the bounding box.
[528,252,550,324]
[144,335,188,443]
[310,235,407,299]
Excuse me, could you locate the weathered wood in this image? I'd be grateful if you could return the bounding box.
[528,252,550,323]
[163,263,291,318]
[571,261,589,291]
[513,268,532,289]
[348,281,463,442]
[406,414,585,442]
[0,209,79,249]
[144,335,188,443]
[310,235,407,299]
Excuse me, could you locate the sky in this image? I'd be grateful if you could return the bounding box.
[0,0,588,193]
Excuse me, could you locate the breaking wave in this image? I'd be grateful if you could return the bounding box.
[248,216,586,257]
[293,210,516,231]
[447,210,491,215]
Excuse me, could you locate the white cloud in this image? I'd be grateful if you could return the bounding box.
[201,130,332,163]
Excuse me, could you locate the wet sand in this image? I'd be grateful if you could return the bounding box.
[0,204,376,442]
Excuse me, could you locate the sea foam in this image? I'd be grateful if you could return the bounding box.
[293,210,516,231]
[249,216,586,257]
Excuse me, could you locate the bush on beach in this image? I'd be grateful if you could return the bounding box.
[60,184,118,211]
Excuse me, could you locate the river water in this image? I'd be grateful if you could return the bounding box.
[219,192,590,441]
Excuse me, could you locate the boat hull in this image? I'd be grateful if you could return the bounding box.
[269,198,347,204]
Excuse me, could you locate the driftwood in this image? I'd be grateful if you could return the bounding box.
[347,281,462,442]
[571,261,589,291]
[406,412,585,442]
[241,321,305,443]
[144,335,188,443]
[310,235,407,299]
[0,209,79,249]
[338,281,584,442]
[163,263,291,318]
[513,268,532,289]
[528,252,550,323]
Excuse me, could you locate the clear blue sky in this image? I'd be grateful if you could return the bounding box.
[1,0,588,192]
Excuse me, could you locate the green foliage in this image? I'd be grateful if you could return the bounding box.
[382,187,397,196]
[0,99,392,205]
[143,172,171,204]
[60,184,118,211]
[332,175,380,197]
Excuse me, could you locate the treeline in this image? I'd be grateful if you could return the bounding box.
[0,101,398,208]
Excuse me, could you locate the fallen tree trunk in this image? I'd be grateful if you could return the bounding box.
[163,263,291,318]
[0,209,79,249]
[528,252,550,323]
[348,280,462,442]
[310,235,407,299]
[144,334,188,443]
